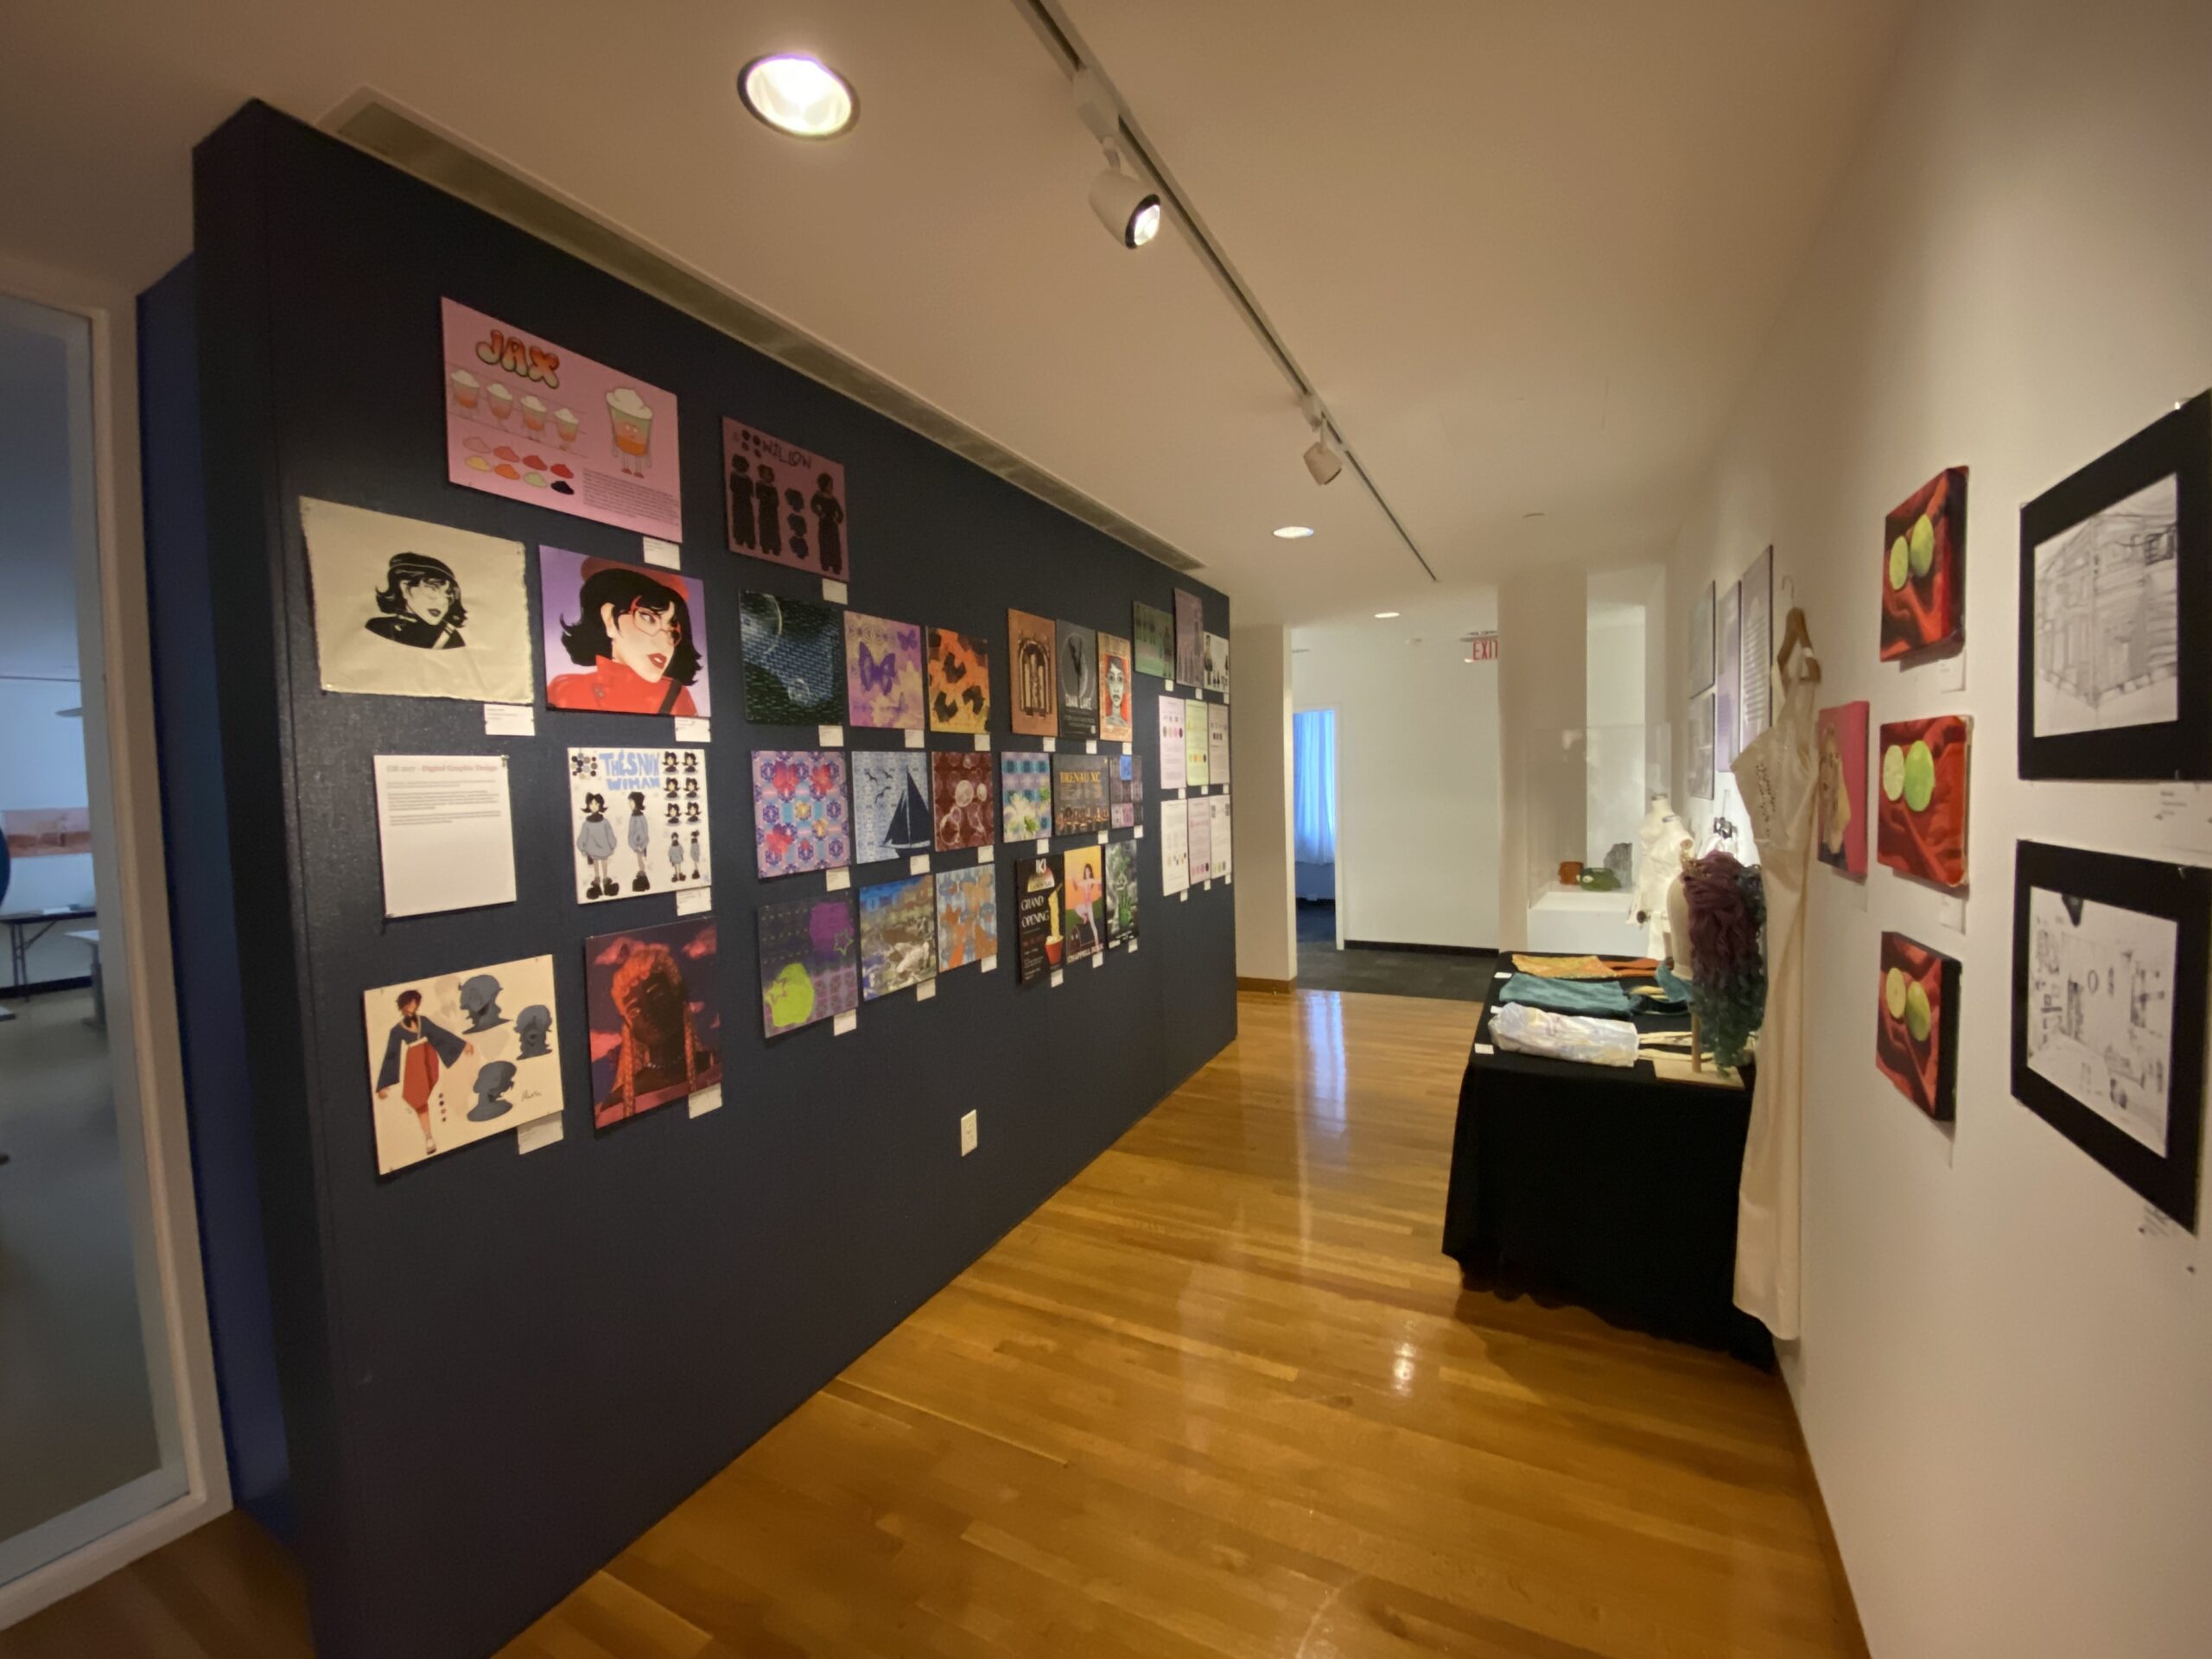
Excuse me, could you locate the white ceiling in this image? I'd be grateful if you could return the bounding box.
[0,0,1913,625]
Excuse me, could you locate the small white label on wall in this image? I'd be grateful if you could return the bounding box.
[1203,879,1214,892]
[973,733,991,752]
[1035,837,1050,855]
[1136,825,1146,839]
[674,716,711,744]
[516,1115,564,1154]
[1473,1043,1495,1057]
[1938,893,1967,934]
[1042,737,1057,753]
[687,1084,723,1118]
[917,979,937,1001]
[826,868,851,891]
[1090,951,1103,970]
[960,1109,978,1156]
[1936,648,1967,694]
[484,702,535,735]
[2155,785,2212,855]
[1128,939,1140,955]
[1163,679,1174,693]
[676,886,712,915]
[818,724,844,747]
[833,1009,857,1035]
[909,853,931,874]
[1121,741,1131,755]
[1179,890,1188,904]
[977,845,995,864]
[1050,968,1065,988]
[823,578,849,605]
[1085,739,1097,754]
[1096,830,1108,845]
[904,728,924,749]
[642,536,682,569]
[981,953,999,974]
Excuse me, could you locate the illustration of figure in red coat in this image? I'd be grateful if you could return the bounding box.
[548,560,702,715]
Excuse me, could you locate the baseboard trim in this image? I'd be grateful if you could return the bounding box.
[1344,940,1494,958]
[0,975,95,1001]
[1780,1382,1872,1658]
[1236,976,1295,995]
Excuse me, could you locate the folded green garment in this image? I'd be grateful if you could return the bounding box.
[1498,974,1635,1015]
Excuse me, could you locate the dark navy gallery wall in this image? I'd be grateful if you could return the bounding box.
[188,100,1236,1659]
[137,257,294,1535]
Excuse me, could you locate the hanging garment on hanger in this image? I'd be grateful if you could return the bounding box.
[1728,642,1819,1341]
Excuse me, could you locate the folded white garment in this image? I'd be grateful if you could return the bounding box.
[1489,1003,1640,1068]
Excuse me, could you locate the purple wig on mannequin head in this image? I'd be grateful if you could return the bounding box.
[1682,849,1766,1068]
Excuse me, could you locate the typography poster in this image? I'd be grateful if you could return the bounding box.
[1016,856,1062,981]
[723,417,849,577]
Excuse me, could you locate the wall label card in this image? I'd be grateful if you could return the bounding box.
[673,716,710,744]
[823,578,849,605]
[642,537,681,569]
[676,886,712,915]
[442,298,681,540]
[819,724,844,747]
[688,1084,724,1118]
[374,755,517,918]
[484,703,536,736]
[515,1115,564,1154]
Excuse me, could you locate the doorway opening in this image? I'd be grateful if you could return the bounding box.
[1293,707,1338,948]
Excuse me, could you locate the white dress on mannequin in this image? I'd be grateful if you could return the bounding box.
[1727,648,1818,1341]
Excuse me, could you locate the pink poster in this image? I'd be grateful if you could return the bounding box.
[441,299,683,542]
[724,419,849,578]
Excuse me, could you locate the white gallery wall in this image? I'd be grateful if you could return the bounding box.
[1665,0,2212,1652]
[1229,623,1294,982]
[1293,591,1502,950]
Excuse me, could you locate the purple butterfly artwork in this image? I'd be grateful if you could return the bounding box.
[843,611,924,730]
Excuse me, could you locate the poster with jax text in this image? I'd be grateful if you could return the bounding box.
[442,299,683,543]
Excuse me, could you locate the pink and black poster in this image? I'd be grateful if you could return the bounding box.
[442,299,683,542]
[723,418,849,578]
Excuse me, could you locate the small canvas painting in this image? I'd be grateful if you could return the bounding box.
[1880,467,1967,660]
[362,954,562,1174]
[1875,932,1960,1121]
[1183,699,1211,788]
[723,417,849,577]
[740,590,847,725]
[541,546,710,717]
[1057,621,1098,741]
[757,892,859,1039]
[1109,753,1143,829]
[1875,715,1970,888]
[1814,702,1869,877]
[1062,847,1105,963]
[1104,839,1140,945]
[1016,856,1062,982]
[931,751,996,851]
[858,874,937,1001]
[851,750,932,865]
[568,745,709,901]
[1157,697,1187,791]
[935,865,999,972]
[1000,752,1052,842]
[1052,753,1110,836]
[1007,609,1058,737]
[1160,798,1190,895]
[1097,632,1134,741]
[585,916,721,1129]
[1133,602,1173,680]
[750,749,851,878]
[1174,589,1205,685]
[844,612,924,730]
[927,627,990,734]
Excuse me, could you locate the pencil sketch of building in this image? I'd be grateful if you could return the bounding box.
[2031,474,2179,737]
[2025,887,2174,1152]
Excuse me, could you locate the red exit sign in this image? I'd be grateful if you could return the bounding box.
[1465,632,1499,662]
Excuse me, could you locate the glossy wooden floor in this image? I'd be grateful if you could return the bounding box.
[3,989,1860,1659]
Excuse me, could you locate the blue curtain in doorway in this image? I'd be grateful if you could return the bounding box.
[1294,709,1337,866]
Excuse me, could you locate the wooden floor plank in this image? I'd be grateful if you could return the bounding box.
[0,988,1856,1658]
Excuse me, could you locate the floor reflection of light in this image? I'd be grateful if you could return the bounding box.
[1299,992,1347,1129]
[1391,1340,1416,1396]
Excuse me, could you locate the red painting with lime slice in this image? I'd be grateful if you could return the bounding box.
[1875,931,1960,1120]
[1876,714,1969,887]
[1878,466,1967,660]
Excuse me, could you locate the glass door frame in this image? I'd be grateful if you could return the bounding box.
[0,254,231,1625]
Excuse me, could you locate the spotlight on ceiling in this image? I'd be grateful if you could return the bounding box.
[1374,611,1401,620]
[1272,524,1315,540]
[1300,393,1343,486]
[739,54,856,139]
[1073,67,1160,251]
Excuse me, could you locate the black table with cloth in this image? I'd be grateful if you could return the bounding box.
[1440,956,1774,1366]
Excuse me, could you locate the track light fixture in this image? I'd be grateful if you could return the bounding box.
[1300,394,1344,486]
[1073,67,1161,251]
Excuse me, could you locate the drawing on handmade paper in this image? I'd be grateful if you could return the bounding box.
[1881,467,1967,660]
[1688,580,1715,696]
[935,865,998,972]
[1062,847,1104,963]
[1183,698,1211,789]
[1814,702,1869,878]
[569,746,709,901]
[1007,609,1058,736]
[586,916,721,1128]
[1211,795,1233,880]
[2012,841,2209,1226]
[362,954,561,1173]
[1173,590,1205,685]
[2020,393,2206,780]
[1188,798,1214,883]
[1207,703,1230,784]
[1016,856,1062,982]
[1160,798,1190,895]
[723,417,848,577]
[1157,696,1187,791]
[1201,632,1230,696]
[858,874,937,1000]
[1875,715,1969,887]
[301,498,534,705]
[844,611,924,730]
[1052,753,1110,836]
[541,546,710,716]
[1715,582,1741,777]
[931,751,995,852]
[1875,932,1959,1121]
[1097,632,1134,742]
[1133,602,1173,680]
[740,590,847,725]
[756,892,858,1038]
[1109,753,1144,829]
[850,750,931,865]
[1688,691,1715,800]
[927,627,990,734]
[1000,752,1053,842]
[750,749,851,877]
[1057,621,1098,741]
[1104,839,1140,945]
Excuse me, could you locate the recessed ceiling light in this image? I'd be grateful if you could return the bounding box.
[1374,610,1400,620]
[1273,525,1315,539]
[739,54,856,139]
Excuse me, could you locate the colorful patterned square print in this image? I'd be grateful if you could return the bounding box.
[750,749,851,878]
[931,751,996,851]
